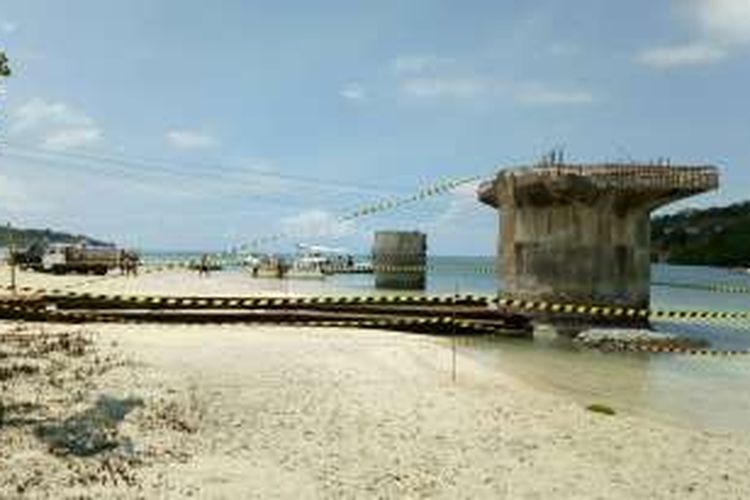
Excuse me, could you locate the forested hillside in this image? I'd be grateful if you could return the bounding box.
[651,201,750,267]
[0,225,110,249]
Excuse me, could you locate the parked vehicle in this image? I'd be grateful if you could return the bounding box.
[9,240,47,270]
[41,243,121,275]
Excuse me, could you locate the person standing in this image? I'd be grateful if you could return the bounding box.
[199,253,210,277]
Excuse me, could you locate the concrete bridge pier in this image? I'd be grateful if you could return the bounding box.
[373,231,427,290]
[478,163,719,326]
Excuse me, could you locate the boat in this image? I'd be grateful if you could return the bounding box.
[242,244,373,279]
[347,261,373,274]
[285,253,328,279]
[294,243,373,275]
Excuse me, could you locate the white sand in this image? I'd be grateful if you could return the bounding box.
[2,267,750,498]
[0,266,385,298]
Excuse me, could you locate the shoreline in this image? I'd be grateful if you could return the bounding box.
[2,266,750,497]
[2,321,750,498]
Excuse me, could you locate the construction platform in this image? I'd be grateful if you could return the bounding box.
[478,162,719,314]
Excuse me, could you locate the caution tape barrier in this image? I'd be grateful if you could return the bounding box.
[652,280,750,295]
[0,301,512,335]
[3,286,750,322]
[242,175,481,249]
[2,287,498,306]
[136,261,500,275]
[0,301,745,356]
[574,338,748,356]
[1,294,748,356]
[494,297,750,321]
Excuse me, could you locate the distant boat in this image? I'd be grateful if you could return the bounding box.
[294,243,372,275]
[335,261,373,274]
[242,244,372,279]
[286,253,328,279]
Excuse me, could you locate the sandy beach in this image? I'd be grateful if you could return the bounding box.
[2,268,750,499]
[0,266,395,299]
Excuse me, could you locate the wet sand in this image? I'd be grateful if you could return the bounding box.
[2,268,750,498]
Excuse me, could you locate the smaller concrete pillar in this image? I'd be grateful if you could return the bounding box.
[373,231,427,290]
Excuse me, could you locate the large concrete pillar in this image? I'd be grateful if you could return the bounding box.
[373,231,427,290]
[478,163,719,310]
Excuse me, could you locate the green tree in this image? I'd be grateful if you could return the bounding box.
[0,51,10,77]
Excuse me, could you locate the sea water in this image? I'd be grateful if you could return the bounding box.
[332,259,750,433]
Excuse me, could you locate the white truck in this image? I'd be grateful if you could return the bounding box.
[41,243,121,275]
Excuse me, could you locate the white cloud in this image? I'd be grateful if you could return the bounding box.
[691,0,750,44]
[637,42,727,67]
[514,83,595,105]
[43,128,102,150]
[399,75,594,106]
[9,98,102,150]
[400,76,486,99]
[281,209,353,239]
[10,98,94,134]
[392,55,454,74]
[0,20,16,34]
[638,0,750,68]
[164,130,217,149]
[339,82,367,102]
[392,53,594,106]
[393,55,473,98]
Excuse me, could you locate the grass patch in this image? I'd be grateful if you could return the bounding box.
[586,403,616,416]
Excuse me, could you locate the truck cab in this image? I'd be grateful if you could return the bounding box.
[41,243,69,273]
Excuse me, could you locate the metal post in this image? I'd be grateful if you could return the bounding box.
[452,282,458,383]
[6,222,16,294]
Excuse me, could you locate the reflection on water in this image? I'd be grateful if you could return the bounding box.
[456,334,750,433]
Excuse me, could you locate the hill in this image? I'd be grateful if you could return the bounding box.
[651,201,750,267]
[0,225,111,250]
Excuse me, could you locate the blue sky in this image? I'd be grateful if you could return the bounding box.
[0,0,749,254]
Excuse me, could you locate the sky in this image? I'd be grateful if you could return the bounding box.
[0,0,749,254]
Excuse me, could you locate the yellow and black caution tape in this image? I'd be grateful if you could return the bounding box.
[574,337,748,356]
[241,175,481,250]
[624,344,748,356]
[3,284,750,322]
[30,291,494,308]
[338,176,481,222]
[0,299,745,356]
[494,296,750,321]
[134,260,500,276]
[652,280,750,295]
[370,264,497,274]
[1,292,749,356]
[0,299,503,335]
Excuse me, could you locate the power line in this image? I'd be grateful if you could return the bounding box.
[3,141,406,197]
[2,148,381,213]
